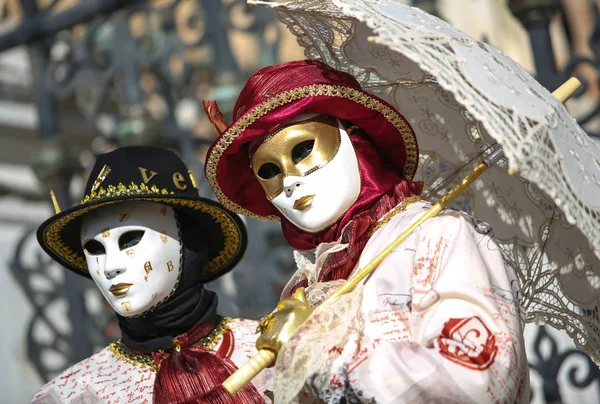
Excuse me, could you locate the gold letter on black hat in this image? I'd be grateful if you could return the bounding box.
[173,172,187,190]
[139,167,158,184]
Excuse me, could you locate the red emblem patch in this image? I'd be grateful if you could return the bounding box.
[216,329,235,358]
[437,316,498,371]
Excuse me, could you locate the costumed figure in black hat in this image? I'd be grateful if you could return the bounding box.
[32,146,272,404]
[203,60,530,403]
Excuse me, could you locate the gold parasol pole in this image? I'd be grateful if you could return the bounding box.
[222,77,581,395]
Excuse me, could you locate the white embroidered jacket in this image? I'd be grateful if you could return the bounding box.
[278,201,530,404]
[31,318,274,404]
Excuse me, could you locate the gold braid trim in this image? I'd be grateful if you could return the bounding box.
[205,84,419,221]
[108,317,233,372]
[368,196,423,237]
[81,182,174,204]
[109,340,156,371]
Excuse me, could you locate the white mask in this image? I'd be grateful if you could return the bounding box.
[80,201,181,316]
[251,114,361,233]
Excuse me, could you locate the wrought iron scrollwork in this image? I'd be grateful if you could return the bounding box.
[36,0,282,144]
[9,230,114,382]
[528,325,600,403]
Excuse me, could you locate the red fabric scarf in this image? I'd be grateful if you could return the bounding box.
[282,132,423,296]
[139,321,262,404]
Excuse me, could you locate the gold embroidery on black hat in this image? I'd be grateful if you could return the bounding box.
[91,165,112,193]
[139,167,158,184]
[80,183,174,204]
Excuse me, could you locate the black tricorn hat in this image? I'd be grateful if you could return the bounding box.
[36,146,247,282]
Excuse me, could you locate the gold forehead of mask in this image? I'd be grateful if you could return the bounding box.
[250,115,341,200]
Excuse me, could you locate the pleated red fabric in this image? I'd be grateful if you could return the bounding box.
[147,323,263,404]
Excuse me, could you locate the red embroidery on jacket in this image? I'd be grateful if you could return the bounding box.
[59,369,81,379]
[329,374,344,389]
[437,316,498,371]
[329,346,343,355]
[413,238,449,290]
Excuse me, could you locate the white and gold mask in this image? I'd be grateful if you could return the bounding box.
[251,114,361,233]
[81,201,180,316]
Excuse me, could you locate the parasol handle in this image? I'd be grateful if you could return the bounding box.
[222,349,276,395]
[222,77,581,397]
[553,77,580,103]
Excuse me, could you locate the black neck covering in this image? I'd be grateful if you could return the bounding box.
[117,209,218,352]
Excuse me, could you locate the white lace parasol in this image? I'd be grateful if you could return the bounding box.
[253,0,600,366]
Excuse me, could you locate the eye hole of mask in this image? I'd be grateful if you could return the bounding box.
[291,139,315,164]
[83,239,106,255]
[118,230,145,250]
[257,162,282,179]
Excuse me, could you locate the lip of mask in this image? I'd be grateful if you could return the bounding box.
[250,115,341,200]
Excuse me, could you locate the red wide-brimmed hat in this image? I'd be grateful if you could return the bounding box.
[204,60,418,220]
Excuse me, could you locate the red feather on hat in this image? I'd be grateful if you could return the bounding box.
[202,100,228,138]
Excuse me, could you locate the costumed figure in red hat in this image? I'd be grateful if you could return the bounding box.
[32,146,273,404]
[203,60,530,403]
